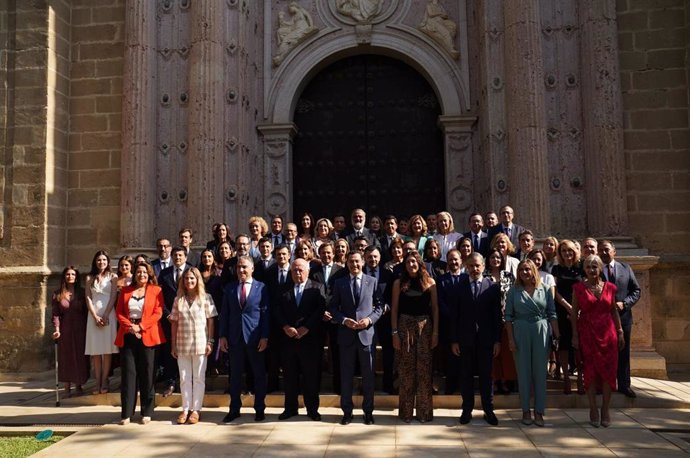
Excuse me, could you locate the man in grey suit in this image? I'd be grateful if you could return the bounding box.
[487,205,526,248]
[599,240,641,398]
[330,251,384,425]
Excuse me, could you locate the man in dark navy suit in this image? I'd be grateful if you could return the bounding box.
[463,213,490,258]
[378,215,403,264]
[330,251,384,425]
[450,252,502,426]
[274,258,326,421]
[599,240,641,398]
[151,237,172,277]
[437,248,464,394]
[219,255,270,422]
[487,205,526,248]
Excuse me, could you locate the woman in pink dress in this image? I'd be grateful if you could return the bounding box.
[571,254,624,428]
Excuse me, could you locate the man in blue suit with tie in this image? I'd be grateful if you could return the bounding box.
[219,255,270,423]
[450,252,502,426]
[330,251,384,425]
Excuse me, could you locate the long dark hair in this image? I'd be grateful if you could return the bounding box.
[89,250,111,276]
[400,251,432,291]
[56,266,83,301]
[487,248,506,271]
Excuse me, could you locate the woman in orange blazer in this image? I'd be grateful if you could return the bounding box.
[115,261,165,425]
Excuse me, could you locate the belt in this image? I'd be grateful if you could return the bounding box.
[130,318,142,324]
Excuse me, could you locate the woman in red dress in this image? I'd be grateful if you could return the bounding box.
[571,254,624,428]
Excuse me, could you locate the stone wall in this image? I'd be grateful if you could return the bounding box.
[617,0,690,368]
[67,0,124,264]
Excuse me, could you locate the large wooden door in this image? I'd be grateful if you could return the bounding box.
[292,55,445,221]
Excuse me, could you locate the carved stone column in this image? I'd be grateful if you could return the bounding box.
[502,0,550,235]
[438,115,477,226]
[579,0,628,236]
[256,124,297,219]
[187,0,225,237]
[121,0,157,249]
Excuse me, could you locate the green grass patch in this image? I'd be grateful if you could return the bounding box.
[0,435,64,457]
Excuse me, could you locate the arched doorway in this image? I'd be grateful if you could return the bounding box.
[292,55,445,221]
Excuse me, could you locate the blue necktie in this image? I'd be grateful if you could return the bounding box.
[352,277,360,304]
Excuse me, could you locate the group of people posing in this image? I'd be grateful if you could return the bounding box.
[51,205,640,428]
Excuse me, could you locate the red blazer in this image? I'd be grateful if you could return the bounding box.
[115,284,166,347]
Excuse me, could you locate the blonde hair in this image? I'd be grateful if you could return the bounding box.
[175,267,207,300]
[435,211,455,234]
[408,214,428,237]
[515,259,542,288]
[490,232,516,255]
[556,239,581,266]
[248,216,269,236]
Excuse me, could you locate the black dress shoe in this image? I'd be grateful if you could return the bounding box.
[364,413,375,425]
[619,388,637,398]
[307,412,322,421]
[222,412,240,423]
[340,414,353,425]
[459,411,472,425]
[254,411,265,422]
[278,411,297,420]
[483,411,499,426]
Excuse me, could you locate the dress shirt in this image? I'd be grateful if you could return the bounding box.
[324,263,333,283]
[237,279,253,302]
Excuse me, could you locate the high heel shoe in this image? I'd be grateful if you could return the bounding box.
[548,361,557,379]
[589,409,600,428]
[600,409,611,428]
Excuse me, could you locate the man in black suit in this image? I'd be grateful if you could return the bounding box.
[463,213,490,258]
[599,240,641,398]
[379,215,403,264]
[151,237,172,277]
[437,248,464,394]
[345,208,381,250]
[179,228,200,267]
[221,234,250,286]
[269,215,285,247]
[284,223,298,260]
[157,246,191,396]
[274,258,327,421]
[487,205,526,248]
[450,252,502,426]
[364,246,395,393]
[330,251,384,425]
[516,230,535,261]
[333,214,347,239]
[254,237,275,282]
[264,244,293,392]
[311,241,345,394]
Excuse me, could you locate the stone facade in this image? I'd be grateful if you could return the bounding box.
[0,0,688,372]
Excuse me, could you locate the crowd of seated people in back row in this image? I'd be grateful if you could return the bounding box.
[51,206,640,428]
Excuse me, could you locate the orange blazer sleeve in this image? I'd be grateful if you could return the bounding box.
[140,285,164,331]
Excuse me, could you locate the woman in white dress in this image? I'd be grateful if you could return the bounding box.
[85,250,119,394]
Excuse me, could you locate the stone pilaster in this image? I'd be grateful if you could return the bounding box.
[256,124,297,220]
[438,115,477,226]
[579,0,628,236]
[187,0,225,236]
[121,0,157,249]
[503,0,550,235]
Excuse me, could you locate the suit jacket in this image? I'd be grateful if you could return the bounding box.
[268,233,285,247]
[253,257,276,283]
[158,263,192,316]
[487,223,526,248]
[345,227,381,250]
[219,279,270,346]
[364,265,394,311]
[264,263,294,305]
[450,276,502,348]
[152,257,172,277]
[185,248,201,268]
[274,279,327,343]
[378,232,403,263]
[603,260,641,326]
[115,284,166,347]
[330,274,384,346]
[309,263,343,297]
[463,230,490,258]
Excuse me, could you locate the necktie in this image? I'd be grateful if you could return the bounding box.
[239,282,247,308]
[474,234,479,252]
[608,265,615,283]
[473,280,479,299]
[324,265,330,282]
[295,284,302,306]
[175,267,182,283]
[352,276,360,304]
[506,226,512,238]
[274,235,279,246]
[452,275,458,286]
[370,268,376,280]
[279,270,286,285]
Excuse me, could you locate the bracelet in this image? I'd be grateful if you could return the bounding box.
[392,330,399,335]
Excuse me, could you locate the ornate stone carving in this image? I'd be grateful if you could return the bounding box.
[336,0,383,23]
[273,2,318,67]
[419,0,459,60]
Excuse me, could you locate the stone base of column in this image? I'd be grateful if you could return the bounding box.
[632,350,668,379]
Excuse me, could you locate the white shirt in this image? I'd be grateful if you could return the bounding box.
[128,295,144,320]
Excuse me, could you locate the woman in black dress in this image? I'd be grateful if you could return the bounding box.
[551,239,584,394]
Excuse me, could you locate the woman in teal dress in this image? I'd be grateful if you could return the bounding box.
[505,259,560,427]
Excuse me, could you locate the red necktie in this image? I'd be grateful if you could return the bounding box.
[240,282,247,308]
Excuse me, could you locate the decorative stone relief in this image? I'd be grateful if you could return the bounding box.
[335,0,384,23]
[273,2,318,67]
[419,0,459,59]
